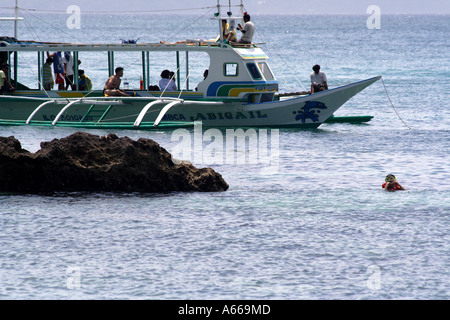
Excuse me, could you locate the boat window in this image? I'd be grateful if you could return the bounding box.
[246,63,262,80]
[258,62,275,81]
[224,63,238,76]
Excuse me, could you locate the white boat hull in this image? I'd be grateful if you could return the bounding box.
[0,76,380,129]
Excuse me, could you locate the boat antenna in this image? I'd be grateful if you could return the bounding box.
[240,0,244,20]
[216,0,223,44]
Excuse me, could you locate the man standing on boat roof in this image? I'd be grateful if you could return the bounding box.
[236,13,254,44]
[103,67,133,96]
[310,64,328,93]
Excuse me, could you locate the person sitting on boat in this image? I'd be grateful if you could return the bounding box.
[47,51,65,91]
[217,20,237,43]
[310,64,328,93]
[382,174,406,191]
[169,71,176,86]
[236,13,254,45]
[42,57,54,91]
[0,63,15,94]
[159,69,177,91]
[103,67,132,96]
[227,20,237,42]
[78,69,92,91]
[195,69,209,91]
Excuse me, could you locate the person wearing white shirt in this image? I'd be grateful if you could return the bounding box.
[237,13,254,44]
[310,64,328,93]
[159,69,177,91]
[62,51,75,90]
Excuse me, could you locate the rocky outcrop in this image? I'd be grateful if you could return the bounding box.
[0,132,229,193]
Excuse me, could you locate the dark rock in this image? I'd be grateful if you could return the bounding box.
[0,132,229,193]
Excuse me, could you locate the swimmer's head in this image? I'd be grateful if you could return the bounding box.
[385,174,396,182]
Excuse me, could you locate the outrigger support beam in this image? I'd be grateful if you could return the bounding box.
[51,99,124,126]
[133,99,166,128]
[153,100,183,127]
[52,99,82,126]
[26,100,56,124]
[28,98,125,126]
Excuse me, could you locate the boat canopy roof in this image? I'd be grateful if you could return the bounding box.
[0,39,266,55]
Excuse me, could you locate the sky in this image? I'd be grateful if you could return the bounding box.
[3,0,450,15]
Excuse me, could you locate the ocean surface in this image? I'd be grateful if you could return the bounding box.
[0,11,449,300]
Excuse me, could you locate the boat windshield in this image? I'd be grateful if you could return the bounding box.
[246,63,262,80]
[258,62,275,81]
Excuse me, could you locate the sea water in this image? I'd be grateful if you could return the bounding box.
[0,12,449,299]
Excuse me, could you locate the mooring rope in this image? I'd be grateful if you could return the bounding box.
[381,76,411,129]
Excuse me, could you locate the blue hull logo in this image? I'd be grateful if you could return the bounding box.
[293,101,328,123]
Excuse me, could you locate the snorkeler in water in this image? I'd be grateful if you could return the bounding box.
[382,174,406,191]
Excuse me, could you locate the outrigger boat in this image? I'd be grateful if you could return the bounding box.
[0,1,380,129]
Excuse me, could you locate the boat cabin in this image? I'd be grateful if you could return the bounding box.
[0,37,278,104]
